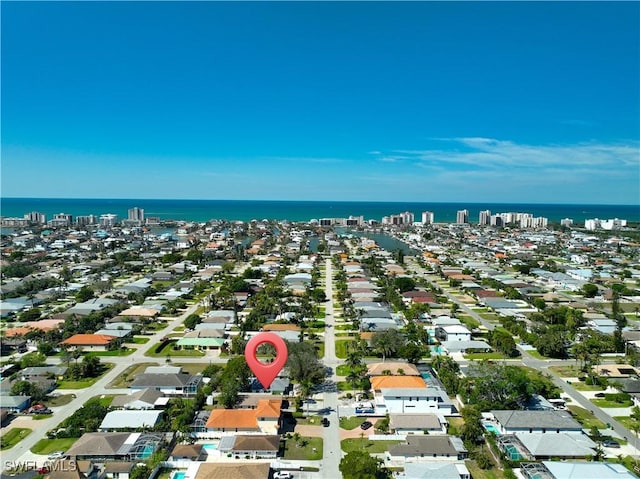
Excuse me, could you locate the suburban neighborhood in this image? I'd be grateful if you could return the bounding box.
[1,209,640,479]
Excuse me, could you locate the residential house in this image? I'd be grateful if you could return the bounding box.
[377,388,454,415]
[490,410,583,435]
[66,432,163,461]
[169,444,204,461]
[205,399,282,435]
[366,362,421,377]
[370,376,427,393]
[218,434,280,459]
[389,413,447,435]
[103,462,135,479]
[61,334,118,351]
[435,325,471,342]
[386,435,468,463]
[99,410,163,431]
[403,462,471,479]
[110,389,168,410]
[129,372,202,396]
[190,463,270,479]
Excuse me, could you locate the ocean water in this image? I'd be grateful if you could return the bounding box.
[0,197,638,223]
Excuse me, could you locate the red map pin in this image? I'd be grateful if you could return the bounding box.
[244,332,289,390]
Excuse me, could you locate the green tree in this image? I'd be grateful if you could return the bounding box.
[460,406,484,444]
[582,283,599,298]
[399,342,428,364]
[394,276,415,293]
[75,285,95,303]
[371,329,405,361]
[339,450,390,479]
[286,342,325,386]
[11,380,46,402]
[184,314,201,330]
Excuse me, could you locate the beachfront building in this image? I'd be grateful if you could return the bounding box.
[456,210,469,224]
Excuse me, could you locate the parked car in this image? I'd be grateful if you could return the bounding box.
[48,451,66,460]
[603,440,621,448]
[32,408,52,415]
[274,472,292,479]
[37,467,50,474]
[360,421,373,430]
[322,418,330,427]
[594,392,606,398]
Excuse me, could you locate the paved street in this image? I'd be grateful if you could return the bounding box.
[1,301,204,469]
[407,256,639,457]
[320,257,342,479]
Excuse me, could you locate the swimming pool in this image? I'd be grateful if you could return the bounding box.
[483,422,500,435]
[202,443,218,452]
[171,472,185,479]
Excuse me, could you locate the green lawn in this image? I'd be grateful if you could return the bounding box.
[465,461,509,479]
[282,437,323,460]
[335,340,354,359]
[84,349,135,357]
[341,438,401,453]
[1,428,31,450]
[144,340,205,357]
[32,414,53,420]
[336,364,351,376]
[339,416,367,430]
[47,394,75,406]
[57,363,114,389]
[463,352,508,360]
[295,416,324,426]
[567,406,607,429]
[525,350,547,360]
[31,437,78,455]
[127,337,150,344]
[591,398,633,408]
[479,313,501,321]
[314,341,325,359]
[107,362,159,388]
[549,365,582,377]
[572,381,605,391]
[614,416,640,430]
[458,315,480,329]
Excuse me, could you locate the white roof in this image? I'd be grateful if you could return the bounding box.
[99,410,162,430]
[542,461,637,479]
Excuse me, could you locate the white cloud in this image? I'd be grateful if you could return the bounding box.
[374,137,640,171]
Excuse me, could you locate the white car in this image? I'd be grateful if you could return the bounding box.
[274,473,292,479]
[48,451,66,460]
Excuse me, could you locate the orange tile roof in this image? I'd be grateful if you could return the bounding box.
[61,334,116,346]
[5,327,32,337]
[205,399,282,429]
[206,409,258,429]
[255,399,282,418]
[370,375,427,390]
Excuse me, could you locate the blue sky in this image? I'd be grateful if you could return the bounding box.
[2,1,639,204]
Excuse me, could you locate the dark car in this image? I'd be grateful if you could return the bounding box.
[602,440,621,448]
[594,392,606,398]
[322,418,330,427]
[360,421,373,430]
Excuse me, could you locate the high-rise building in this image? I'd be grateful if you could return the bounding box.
[24,211,47,224]
[560,218,573,227]
[456,209,469,224]
[421,211,434,224]
[100,213,118,228]
[478,210,491,225]
[128,207,145,222]
[76,215,97,226]
[50,213,72,227]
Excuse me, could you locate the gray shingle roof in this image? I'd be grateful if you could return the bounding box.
[491,410,582,430]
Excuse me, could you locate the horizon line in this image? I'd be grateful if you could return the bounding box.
[1,197,637,208]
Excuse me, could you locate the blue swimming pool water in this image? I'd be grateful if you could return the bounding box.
[172,472,185,479]
[202,443,217,451]
[483,423,500,435]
